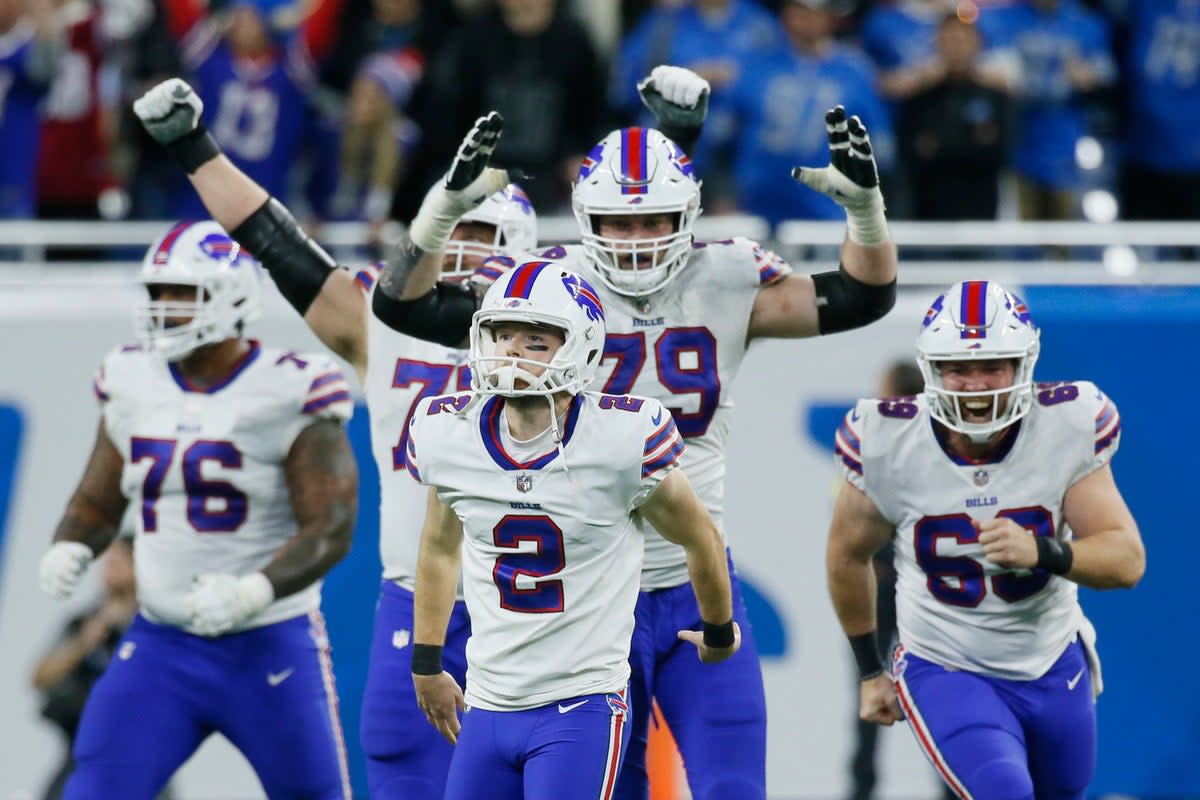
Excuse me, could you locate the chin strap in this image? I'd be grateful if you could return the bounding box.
[547,393,569,472]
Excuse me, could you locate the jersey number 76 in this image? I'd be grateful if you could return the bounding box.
[130,437,246,533]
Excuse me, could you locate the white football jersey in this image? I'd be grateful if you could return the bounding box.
[531,239,791,589]
[836,381,1122,679]
[407,390,684,710]
[94,340,354,634]
[355,265,470,590]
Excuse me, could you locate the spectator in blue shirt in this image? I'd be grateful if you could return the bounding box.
[861,0,1013,102]
[163,0,343,218]
[722,0,892,225]
[610,0,785,210]
[1118,0,1200,223]
[991,0,1115,220]
[0,0,61,218]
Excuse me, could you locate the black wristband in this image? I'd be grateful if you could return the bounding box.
[702,620,735,649]
[849,632,885,680]
[411,643,443,676]
[166,123,222,174]
[1036,537,1074,576]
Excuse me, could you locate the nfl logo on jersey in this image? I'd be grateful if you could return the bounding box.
[973,469,989,487]
[516,474,533,493]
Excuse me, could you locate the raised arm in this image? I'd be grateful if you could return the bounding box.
[638,469,740,663]
[826,479,902,726]
[185,419,358,637]
[369,112,516,349]
[637,65,710,157]
[748,107,897,341]
[38,421,128,600]
[133,79,371,376]
[411,488,467,744]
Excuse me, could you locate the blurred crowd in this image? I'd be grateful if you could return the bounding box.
[3,0,1198,236]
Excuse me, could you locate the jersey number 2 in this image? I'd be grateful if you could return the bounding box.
[493,515,565,613]
[914,506,1055,606]
[130,438,247,533]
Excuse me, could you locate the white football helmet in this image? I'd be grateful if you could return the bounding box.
[572,127,702,298]
[469,260,606,398]
[134,221,264,361]
[916,280,1040,441]
[443,183,538,279]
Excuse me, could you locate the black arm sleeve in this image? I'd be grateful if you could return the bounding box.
[230,198,339,315]
[371,281,479,348]
[812,265,897,335]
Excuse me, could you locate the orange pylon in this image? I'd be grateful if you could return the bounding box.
[646,701,683,800]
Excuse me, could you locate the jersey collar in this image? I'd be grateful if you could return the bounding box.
[480,394,583,471]
[930,416,1022,467]
[168,340,261,394]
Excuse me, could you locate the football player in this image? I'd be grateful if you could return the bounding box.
[37,221,359,799]
[131,67,703,798]
[356,93,898,800]
[406,260,740,800]
[826,281,1145,798]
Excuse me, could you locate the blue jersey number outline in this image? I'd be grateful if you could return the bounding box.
[914,506,1055,607]
[492,515,565,613]
[389,359,471,469]
[130,437,248,533]
[600,328,720,437]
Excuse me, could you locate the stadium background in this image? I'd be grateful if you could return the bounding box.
[0,0,1198,795]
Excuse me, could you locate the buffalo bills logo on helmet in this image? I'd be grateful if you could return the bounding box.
[1005,292,1034,326]
[922,293,945,329]
[577,143,604,182]
[199,233,241,264]
[561,272,605,322]
[668,142,696,180]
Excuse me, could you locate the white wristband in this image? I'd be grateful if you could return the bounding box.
[407,185,458,253]
[408,167,513,253]
[845,192,890,247]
